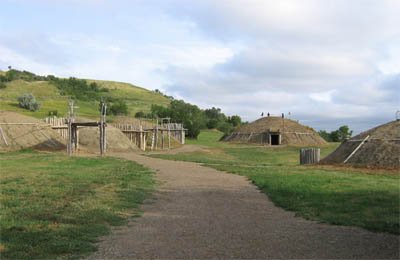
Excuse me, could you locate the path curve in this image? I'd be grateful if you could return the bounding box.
[89,152,399,259]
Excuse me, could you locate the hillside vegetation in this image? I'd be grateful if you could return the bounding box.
[0,70,170,119]
[0,69,244,138]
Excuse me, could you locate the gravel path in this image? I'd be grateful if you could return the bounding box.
[88,152,399,259]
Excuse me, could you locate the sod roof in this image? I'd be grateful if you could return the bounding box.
[224,116,327,146]
[321,120,400,169]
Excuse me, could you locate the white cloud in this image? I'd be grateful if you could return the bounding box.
[309,90,335,103]
[0,0,399,133]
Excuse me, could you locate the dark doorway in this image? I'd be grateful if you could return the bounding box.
[270,134,280,145]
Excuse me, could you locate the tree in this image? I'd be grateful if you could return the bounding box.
[109,100,128,115]
[169,100,206,138]
[337,125,353,141]
[318,125,353,142]
[204,107,227,129]
[318,130,332,142]
[150,104,171,119]
[227,115,242,127]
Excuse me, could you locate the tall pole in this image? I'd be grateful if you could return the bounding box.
[100,102,107,156]
[103,103,107,153]
[67,99,74,155]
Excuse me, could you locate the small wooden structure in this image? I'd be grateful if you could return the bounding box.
[300,148,320,165]
[66,100,107,156]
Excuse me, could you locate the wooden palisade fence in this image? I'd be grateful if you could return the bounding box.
[46,114,185,152]
[113,122,185,151]
[113,124,147,151]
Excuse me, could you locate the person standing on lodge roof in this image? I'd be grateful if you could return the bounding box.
[261,112,264,117]
[282,113,284,118]
[267,112,270,117]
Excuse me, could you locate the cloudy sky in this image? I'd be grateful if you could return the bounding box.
[0,0,399,133]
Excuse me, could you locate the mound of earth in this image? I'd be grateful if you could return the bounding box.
[223,116,326,146]
[0,111,66,151]
[321,120,400,169]
[76,123,138,153]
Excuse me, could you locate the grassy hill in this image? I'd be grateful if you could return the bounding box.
[0,75,171,120]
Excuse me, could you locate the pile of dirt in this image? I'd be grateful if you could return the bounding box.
[321,120,400,169]
[0,111,66,151]
[223,116,326,146]
[75,121,138,153]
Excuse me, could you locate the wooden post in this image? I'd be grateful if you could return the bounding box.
[72,125,78,152]
[99,103,107,156]
[181,128,185,144]
[99,122,103,155]
[140,130,143,150]
[76,127,79,151]
[154,120,158,150]
[67,118,72,155]
[151,129,155,150]
[143,131,147,151]
[168,124,171,149]
[161,130,164,149]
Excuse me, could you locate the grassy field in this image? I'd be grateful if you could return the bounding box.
[0,78,170,119]
[0,150,154,259]
[151,130,400,234]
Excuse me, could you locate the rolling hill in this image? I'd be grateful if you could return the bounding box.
[0,72,171,120]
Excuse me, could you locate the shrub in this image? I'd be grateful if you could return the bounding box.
[0,82,6,89]
[109,100,128,115]
[135,111,147,118]
[18,93,41,111]
[48,110,58,116]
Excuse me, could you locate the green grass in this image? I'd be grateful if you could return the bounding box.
[151,130,400,234]
[0,150,154,259]
[0,78,170,119]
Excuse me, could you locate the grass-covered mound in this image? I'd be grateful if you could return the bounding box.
[321,120,400,169]
[223,116,327,146]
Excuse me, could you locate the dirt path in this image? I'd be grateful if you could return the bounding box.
[89,153,399,259]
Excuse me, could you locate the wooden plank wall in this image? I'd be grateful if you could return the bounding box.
[300,148,320,165]
[114,122,186,150]
[45,117,68,139]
